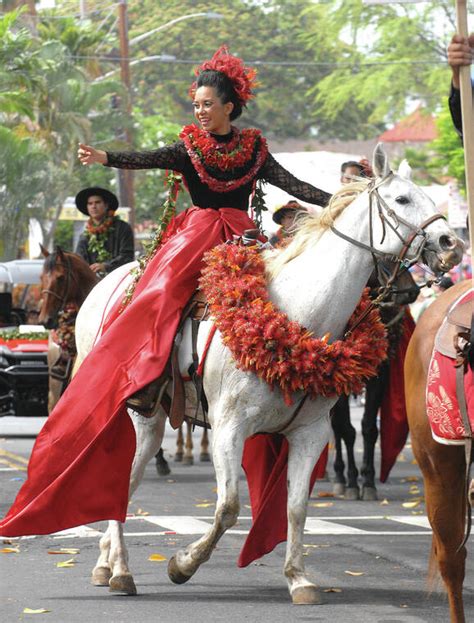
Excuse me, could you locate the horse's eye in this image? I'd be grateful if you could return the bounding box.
[395,196,410,205]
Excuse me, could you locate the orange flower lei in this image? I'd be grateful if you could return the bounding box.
[200,244,388,406]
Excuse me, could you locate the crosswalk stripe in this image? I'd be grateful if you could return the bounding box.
[14,515,434,540]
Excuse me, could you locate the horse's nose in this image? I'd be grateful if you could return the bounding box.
[438,234,459,251]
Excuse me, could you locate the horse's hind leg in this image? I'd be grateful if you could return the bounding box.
[361,364,388,501]
[183,419,194,465]
[91,412,166,594]
[200,428,211,462]
[417,443,467,623]
[168,422,243,584]
[285,416,331,605]
[331,396,359,499]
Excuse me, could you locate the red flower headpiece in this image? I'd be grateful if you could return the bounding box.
[189,45,258,105]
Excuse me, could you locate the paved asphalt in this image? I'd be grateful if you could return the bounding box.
[0,407,473,623]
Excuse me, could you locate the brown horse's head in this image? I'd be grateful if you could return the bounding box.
[38,246,97,329]
[368,260,420,306]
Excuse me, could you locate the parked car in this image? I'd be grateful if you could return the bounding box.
[0,259,49,417]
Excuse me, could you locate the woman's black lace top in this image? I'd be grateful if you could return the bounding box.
[105,132,331,211]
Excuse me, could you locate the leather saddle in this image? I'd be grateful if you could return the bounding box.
[126,289,210,428]
[435,292,473,364]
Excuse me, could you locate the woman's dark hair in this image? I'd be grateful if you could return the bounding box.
[196,69,243,121]
[341,160,365,175]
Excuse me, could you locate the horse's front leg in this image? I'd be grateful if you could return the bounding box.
[285,416,331,605]
[168,422,243,584]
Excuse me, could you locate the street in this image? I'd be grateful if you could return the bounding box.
[1,407,473,623]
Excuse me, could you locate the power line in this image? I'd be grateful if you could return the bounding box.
[68,54,449,68]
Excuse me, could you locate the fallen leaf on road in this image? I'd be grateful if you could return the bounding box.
[405,476,419,482]
[23,608,51,615]
[195,503,214,508]
[48,548,79,555]
[56,558,75,568]
[1,547,19,553]
[311,502,333,508]
[148,554,167,562]
[324,588,342,593]
[317,491,334,498]
[304,543,330,548]
[397,453,406,462]
[379,499,389,506]
[402,501,420,509]
[345,570,365,576]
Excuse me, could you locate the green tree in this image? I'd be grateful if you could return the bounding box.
[303,0,465,132]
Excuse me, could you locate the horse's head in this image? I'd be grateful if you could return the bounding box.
[368,144,464,276]
[38,246,72,328]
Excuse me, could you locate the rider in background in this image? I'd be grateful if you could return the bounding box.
[340,159,373,185]
[447,32,474,137]
[74,187,134,276]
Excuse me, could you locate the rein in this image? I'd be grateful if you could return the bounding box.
[41,256,76,319]
[330,173,446,337]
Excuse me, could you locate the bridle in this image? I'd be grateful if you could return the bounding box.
[330,172,446,336]
[41,254,76,320]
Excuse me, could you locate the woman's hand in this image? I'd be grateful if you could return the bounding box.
[78,143,107,166]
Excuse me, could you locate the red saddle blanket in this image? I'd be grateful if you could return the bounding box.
[427,290,474,445]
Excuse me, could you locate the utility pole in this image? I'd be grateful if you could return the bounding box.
[79,0,87,20]
[117,0,135,230]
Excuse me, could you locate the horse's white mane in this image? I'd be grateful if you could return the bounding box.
[264,178,370,280]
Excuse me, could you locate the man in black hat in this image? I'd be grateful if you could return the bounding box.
[75,187,134,275]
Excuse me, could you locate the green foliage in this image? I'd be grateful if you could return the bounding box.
[304,0,459,130]
[430,103,466,191]
[53,220,74,251]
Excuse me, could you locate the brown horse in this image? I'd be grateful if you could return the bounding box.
[38,247,98,410]
[405,279,472,623]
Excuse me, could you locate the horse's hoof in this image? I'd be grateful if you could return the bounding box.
[291,585,322,605]
[155,460,171,477]
[183,455,194,466]
[361,486,378,501]
[199,452,211,462]
[168,556,192,585]
[174,453,183,463]
[91,566,112,586]
[344,487,360,501]
[108,573,137,595]
[332,482,345,496]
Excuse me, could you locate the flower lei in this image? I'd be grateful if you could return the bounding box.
[120,171,183,310]
[51,304,79,357]
[84,212,117,262]
[180,124,268,192]
[200,244,388,406]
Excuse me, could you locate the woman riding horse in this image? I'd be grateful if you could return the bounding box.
[0,47,331,538]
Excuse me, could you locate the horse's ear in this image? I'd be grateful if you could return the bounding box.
[397,159,412,181]
[372,143,390,179]
[55,246,65,261]
[40,244,49,258]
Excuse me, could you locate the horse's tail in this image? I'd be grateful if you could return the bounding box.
[427,538,442,594]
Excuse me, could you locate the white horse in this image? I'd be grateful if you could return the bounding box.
[73,145,463,604]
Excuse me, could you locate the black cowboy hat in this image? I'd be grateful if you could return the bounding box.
[75,187,119,215]
[272,200,306,225]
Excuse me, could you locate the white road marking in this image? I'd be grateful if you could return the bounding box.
[28,515,433,540]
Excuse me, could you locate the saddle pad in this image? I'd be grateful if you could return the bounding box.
[427,345,474,446]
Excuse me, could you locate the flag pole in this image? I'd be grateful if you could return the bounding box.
[455,1,474,272]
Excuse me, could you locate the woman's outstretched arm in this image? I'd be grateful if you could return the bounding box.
[260,153,331,207]
[78,142,187,172]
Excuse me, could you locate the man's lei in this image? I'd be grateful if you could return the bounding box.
[84,212,117,262]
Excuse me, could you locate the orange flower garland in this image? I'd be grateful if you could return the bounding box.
[200,244,388,406]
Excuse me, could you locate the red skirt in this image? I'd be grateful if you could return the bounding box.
[0,207,258,537]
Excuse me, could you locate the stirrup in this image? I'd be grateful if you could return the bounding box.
[126,379,162,416]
